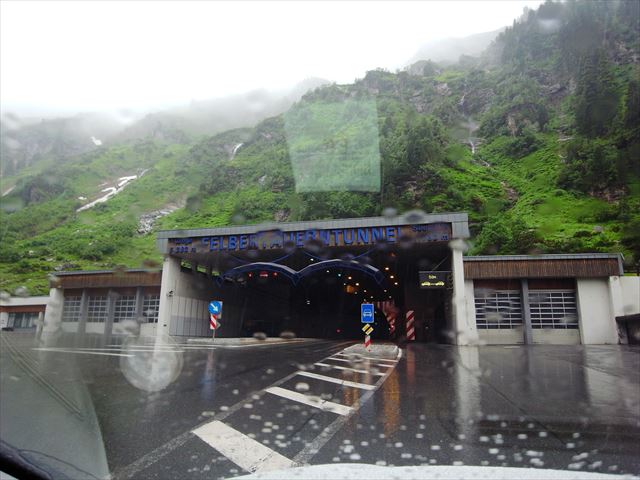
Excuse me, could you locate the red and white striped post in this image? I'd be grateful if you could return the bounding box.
[405,310,415,341]
[210,313,219,341]
[364,335,371,351]
[375,300,398,337]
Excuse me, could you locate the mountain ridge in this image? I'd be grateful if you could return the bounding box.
[1,0,639,295]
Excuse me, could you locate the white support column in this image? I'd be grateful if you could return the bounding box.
[158,255,180,337]
[464,279,479,342]
[609,276,625,319]
[78,289,88,335]
[451,247,476,345]
[577,278,618,344]
[521,279,533,345]
[36,312,44,339]
[43,287,64,333]
[103,290,116,343]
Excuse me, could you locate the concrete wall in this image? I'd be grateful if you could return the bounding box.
[452,248,478,345]
[140,322,157,337]
[577,278,618,344]
[532,329,580,345]
[478,329,524,345]
[462,280,479,344]
[619,276,639,316]
[169,295,210,337]
[159,256,227,337]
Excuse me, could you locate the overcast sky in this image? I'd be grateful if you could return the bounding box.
[1,0,543,116]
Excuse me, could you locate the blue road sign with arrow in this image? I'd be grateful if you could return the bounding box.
[208,301,222,316]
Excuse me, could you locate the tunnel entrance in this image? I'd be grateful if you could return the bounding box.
[188,245,452,343]
[159,215,466,343]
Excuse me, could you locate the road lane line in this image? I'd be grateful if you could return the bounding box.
[335,352,398,363]
[32,348,133,357]
[112,340,356,479]
[314,362,386,376]
[295,370,376,390]
[327,356,396,368]
[264,386,353,415]
[293,347,403,465]
[192,421,295,473]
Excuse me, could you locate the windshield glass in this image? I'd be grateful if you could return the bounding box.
[1,1,639,479]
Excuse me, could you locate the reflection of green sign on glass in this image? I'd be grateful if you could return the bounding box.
[284,97,381,192]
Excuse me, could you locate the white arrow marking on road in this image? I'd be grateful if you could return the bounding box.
[295,370,376,390]
[192,421,295,473]
[265,386,353,416]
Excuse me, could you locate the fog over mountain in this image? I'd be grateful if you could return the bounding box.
[0,77,330,177]
[407,28,505,65]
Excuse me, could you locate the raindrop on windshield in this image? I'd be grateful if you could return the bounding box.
[382,207,397,219]
[14,286,29,297]
[295,382,310,392]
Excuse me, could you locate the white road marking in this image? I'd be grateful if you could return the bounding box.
[74,347,184,352]
[114,342,399,479]
[295,370,376,390]
[32,348,133,357]
[264,386,353,416]
[293,345,403,464]
[192,421,295,473]
[335,352,398,363]
[314,362,385,376]
[327,356,395,368]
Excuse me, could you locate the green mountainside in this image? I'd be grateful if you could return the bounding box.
[1,0,639,295]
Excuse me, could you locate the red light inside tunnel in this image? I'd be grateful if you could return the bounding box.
[336,329,341,333]
[272,272,278,277]
[259,271,268,278]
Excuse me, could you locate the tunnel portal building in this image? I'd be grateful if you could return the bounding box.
[42,213,637,345]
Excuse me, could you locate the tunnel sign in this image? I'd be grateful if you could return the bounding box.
[361,303,374,323]
[419,271,450,289]
[208,301,223,316]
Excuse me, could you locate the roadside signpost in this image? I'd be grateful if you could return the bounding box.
[406,310,415,341]
[361,303,374,323]
[208,300,223,341]
[361,303,374,351]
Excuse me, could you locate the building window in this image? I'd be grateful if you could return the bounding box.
[87,296,108,322]
[8,312,38,328]
[475,290,523,329]
[63,296,82,322]
[143,294,160,323]
[114,295,136,323]
[529,290,578,329]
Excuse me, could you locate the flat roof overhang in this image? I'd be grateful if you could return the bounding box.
[464,253,625,279]
[50,269,162,289]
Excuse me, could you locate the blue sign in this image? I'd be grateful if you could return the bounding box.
[208,301,223,316]
[361,303,374,324]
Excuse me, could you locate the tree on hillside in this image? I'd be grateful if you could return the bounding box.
[574,49,619,137]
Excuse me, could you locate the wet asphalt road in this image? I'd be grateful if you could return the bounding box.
[1,333,639,479]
